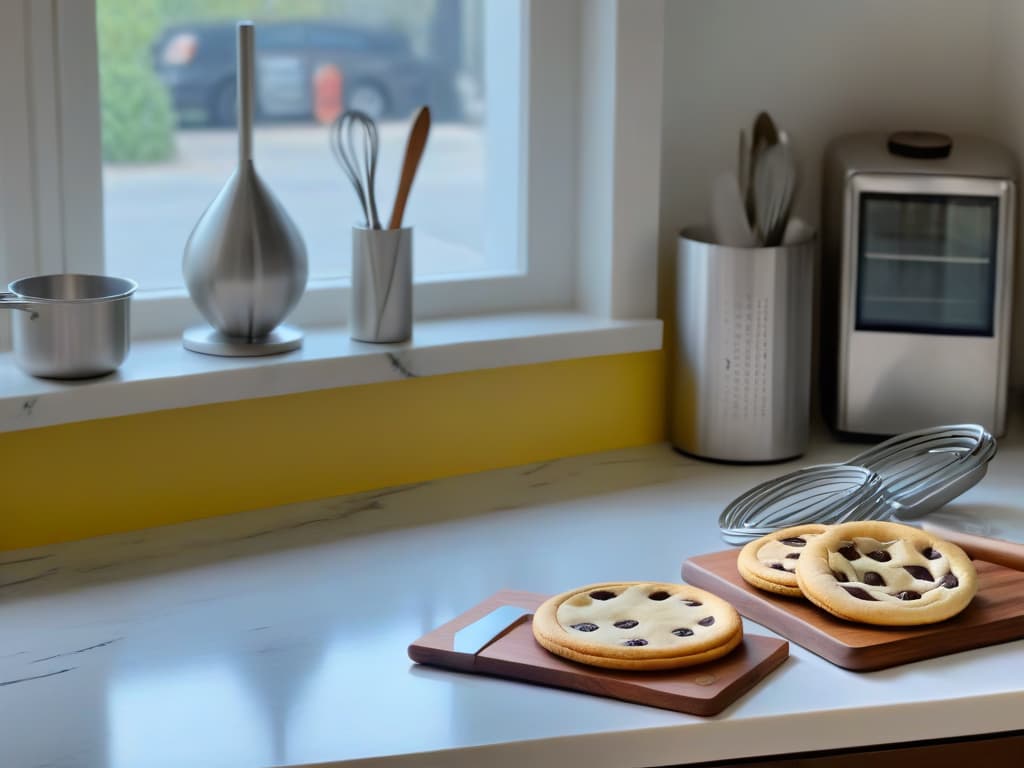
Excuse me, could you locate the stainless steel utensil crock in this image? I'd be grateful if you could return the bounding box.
[351,225,412,343]
[670,226,815,462]
[0,274,137,378]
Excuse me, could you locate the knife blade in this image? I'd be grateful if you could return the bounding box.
[452,605,532,655]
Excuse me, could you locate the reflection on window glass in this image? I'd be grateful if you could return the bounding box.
[97,0,487,292]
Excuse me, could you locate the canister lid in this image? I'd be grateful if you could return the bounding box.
[887,131,953,159]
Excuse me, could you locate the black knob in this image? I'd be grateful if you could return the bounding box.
[887,131,953,159]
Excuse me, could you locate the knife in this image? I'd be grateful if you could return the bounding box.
[452,605,532,655]
[919,522,1024,571]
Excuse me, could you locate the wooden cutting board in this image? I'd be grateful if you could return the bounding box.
[682,549,1024,671]
[408,590,789,716]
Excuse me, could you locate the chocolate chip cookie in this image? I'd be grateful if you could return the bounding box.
[737,524,830,597]
[796,521,977,626]
[532,582,743,670]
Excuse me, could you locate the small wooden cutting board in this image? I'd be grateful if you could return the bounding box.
[682,549,1024,671]
[408,589,789,716]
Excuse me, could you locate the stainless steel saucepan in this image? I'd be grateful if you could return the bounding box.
[0,274,137,379]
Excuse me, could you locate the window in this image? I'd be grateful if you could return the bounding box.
[0,0,577,340]
[103,1,489,290]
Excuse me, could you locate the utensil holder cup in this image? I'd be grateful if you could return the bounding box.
[671,228,816,462]
[351,226,412,343]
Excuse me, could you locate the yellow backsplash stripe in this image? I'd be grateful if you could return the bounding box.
[0,350,665,550]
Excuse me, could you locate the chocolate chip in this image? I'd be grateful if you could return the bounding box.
[785,553,801,560]
[843,586,877,601]
[648,591,671,601]
[866,550,892,562]
[622,638,648,647]
[698,616,715,626]
[922,547,942,560]
[672,628,694,637]
[940,573,959,589]
[897,590,922,601]
[863,571,886,587]
[904,565,934,581]
[832,570,849,583]
[779,537,806,547]
[681,599,702,607]
[613,620,638,629]
[839,544,861,561]
[769,563,787,571]
[571,622,599,632]
[589,590,617,601]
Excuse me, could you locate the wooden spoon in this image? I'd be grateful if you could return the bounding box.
[388,106,431,229]
[920,522,1024,571]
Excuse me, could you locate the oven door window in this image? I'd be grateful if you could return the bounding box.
[856,193,998,336]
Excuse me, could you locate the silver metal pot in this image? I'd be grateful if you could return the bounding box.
[0,274,137,379]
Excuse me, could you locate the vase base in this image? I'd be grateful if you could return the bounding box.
[182,325,303,357]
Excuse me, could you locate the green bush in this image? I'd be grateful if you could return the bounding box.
[98,0,175,163]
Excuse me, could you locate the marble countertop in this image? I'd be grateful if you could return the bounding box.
[2,429,1023,768]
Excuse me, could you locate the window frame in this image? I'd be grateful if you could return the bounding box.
[1,0,578,340]
[0,0,662,348]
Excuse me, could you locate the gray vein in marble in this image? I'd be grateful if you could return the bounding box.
[30,638,122,664]
[74,562,123,573]
[0,447,711,601]
[253,641,311,656]
[319,482,429,512]
[201,482,432,545]
[0,568,59,589]
[229,495,393,542]
[387,353,418,378]
[0,554,53,567]
[521,461,555,476]
[0,667,75,687]
[231,514,339,542]
[352,482,432,503]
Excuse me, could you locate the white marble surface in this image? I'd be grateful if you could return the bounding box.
[1,429,1023,768]
[0,312,661,433]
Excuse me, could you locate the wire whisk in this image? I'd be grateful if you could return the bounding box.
[330,110,382,229]
[718,424,997,545]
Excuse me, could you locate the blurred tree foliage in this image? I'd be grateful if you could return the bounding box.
[97,0,176,163]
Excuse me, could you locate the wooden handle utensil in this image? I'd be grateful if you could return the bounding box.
[388,106,431,230]
[920,522,1024,571]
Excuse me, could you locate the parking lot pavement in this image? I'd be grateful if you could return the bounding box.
[103,122,487,291]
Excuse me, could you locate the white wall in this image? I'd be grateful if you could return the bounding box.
[658,0,1024,401]
[989,0,1024,388]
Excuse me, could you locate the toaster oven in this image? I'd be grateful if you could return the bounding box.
[822,132,1017,437]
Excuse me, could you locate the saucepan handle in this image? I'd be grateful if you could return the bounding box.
[0,292,37,312]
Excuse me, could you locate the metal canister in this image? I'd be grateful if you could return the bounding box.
[671,226,816,462]
[351,226,412,343]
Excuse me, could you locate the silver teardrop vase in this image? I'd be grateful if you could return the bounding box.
[183,21,307,354]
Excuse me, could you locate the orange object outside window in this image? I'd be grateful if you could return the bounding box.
[314,63,344,124]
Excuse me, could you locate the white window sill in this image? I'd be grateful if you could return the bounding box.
[0,312,662,433]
